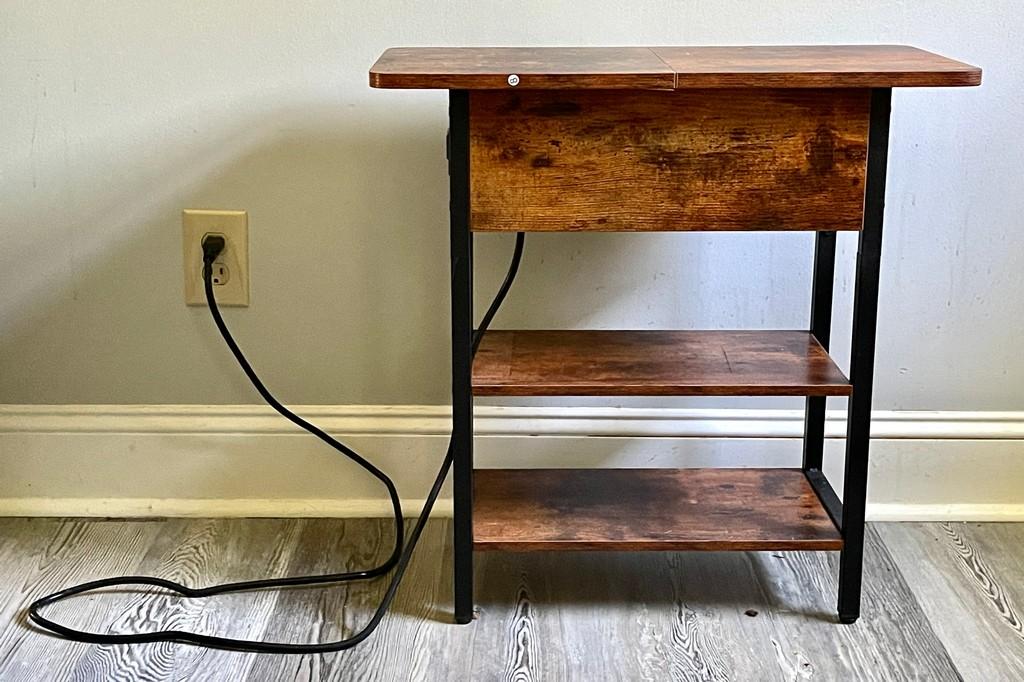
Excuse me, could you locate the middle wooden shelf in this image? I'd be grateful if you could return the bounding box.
[472,329,849,397]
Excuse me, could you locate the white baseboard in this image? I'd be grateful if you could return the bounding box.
[1,405,1022,521]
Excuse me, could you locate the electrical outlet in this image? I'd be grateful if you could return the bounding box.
[183,209,249,306]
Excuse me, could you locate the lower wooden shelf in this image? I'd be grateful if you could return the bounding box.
[473,467,843,552]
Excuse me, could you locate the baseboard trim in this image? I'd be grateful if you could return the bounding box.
[3,404,1024,439]
[1,498,1021,522]
[2,404,1022,521]
[867,503,1024,522]
[0,497,453,519]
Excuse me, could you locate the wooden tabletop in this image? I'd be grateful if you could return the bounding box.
[370,45,980,89]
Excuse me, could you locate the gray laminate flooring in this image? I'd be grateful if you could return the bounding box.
[0,518,1020,681]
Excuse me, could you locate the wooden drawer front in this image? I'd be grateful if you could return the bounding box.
[469,89,870,231]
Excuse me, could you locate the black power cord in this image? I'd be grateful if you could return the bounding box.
[27,231,526,653]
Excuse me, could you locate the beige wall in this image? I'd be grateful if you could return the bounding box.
[1,2,1020,410]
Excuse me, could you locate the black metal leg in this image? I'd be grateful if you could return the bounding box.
[837,88,891,624]
[803,230,836,473]
[448,89,475,625]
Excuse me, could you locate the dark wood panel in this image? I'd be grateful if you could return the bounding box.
[473,468,843,551]
[369,47,675,90]
[652,45,981,88]
[469,89,869,232]
[370,46,981,89]
[472,330,851,396]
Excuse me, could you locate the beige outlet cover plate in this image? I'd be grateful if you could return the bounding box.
[183,209,249,306]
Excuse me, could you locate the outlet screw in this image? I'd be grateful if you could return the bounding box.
[507,74,520,87]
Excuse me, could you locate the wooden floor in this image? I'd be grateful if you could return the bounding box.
[0,519,1021,680]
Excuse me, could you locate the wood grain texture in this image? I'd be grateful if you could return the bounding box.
[472,468,843,551]
[246,518,401,681]
[67,519,303,682]
[370,47,675,90]
[247,519,461,682]
[472,528,959,680]
[475,549,781,679]
[469,89,870,232]
[652,45,982,88]
[0,518,1001,680]
[472,330,851,396]
[877,523,1024,681]
[743,526,961,680]
[0,519,163,682]
[370,45,981,89]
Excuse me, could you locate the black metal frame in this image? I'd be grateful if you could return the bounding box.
[803,227,841,529]
[448,87,892,625]
[801,88,891,624]
[835,87,892,623]
[449,90,475,625]
[802,230,836,474]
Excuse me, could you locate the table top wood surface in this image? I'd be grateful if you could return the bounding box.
[370,45,981,89]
